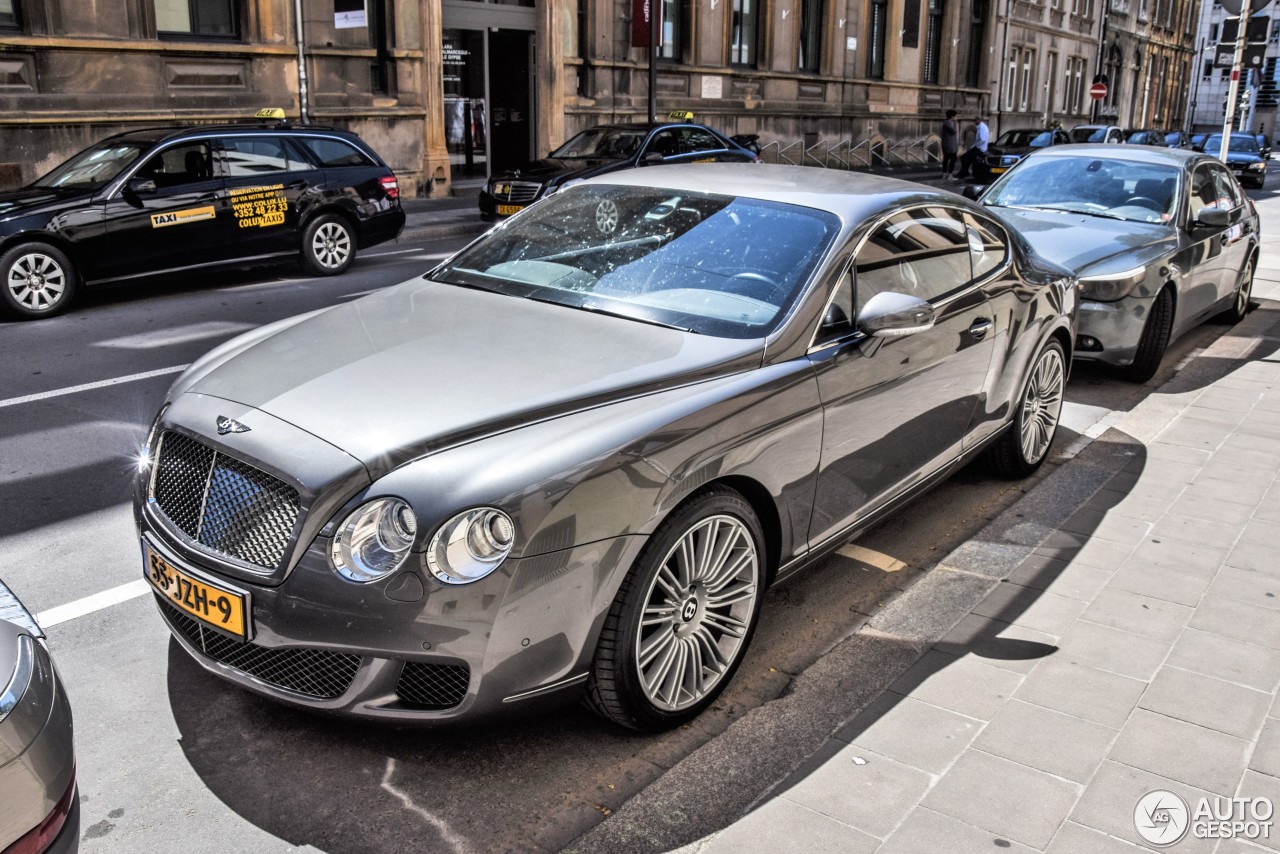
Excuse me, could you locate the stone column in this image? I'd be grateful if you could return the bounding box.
[537,0,567,155]
[422,0,454,196]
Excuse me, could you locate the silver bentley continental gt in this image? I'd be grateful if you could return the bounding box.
[134,164,1076,731]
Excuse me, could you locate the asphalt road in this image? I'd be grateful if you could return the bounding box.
[0,207,1256,854]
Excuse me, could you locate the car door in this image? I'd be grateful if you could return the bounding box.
[98,138,223,278]
[806,206,997,548]
[217,134,319,256]
[1181,163,1235,322]
[1208,163,1255,304]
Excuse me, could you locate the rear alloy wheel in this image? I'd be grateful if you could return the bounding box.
[1221,258,1254,325]
[586,486,765,730]
[0,242,78,319]
[988,339,1066,478]
[1121,287,1174,383]
[301,214,356,276]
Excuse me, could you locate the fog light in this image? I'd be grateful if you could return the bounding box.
[1077,335,1103,351]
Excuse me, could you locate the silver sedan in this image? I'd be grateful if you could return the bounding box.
[134,164,1076,730]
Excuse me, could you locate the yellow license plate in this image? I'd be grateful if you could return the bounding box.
[496,204,524,216]
[991,167,1007,174]
[144,544,249,640]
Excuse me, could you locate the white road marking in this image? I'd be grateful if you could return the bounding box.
[366,247,427,257]
[36,578,150,629]
[381,758,472,854]
[0,365,189,410]
[835,544,907,573]
[96,320,256,350]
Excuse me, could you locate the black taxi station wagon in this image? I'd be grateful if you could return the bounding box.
[0,109,405,319]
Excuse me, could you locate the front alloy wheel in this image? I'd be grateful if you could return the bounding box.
[0,242,78,319]
[587,486,765,730]
[988,339,1066,478]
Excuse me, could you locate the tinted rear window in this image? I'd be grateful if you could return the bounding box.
[296,137,375,168]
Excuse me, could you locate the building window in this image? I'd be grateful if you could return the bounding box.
[1005,47,1020,110]
[965,0,986,87]
[156,0,239,38]
[923,0,943,83]
[1202,59,1213,78]
[730,0,759,66]
[868,0,888,78]
[1154,57,1168,118]
[0,0,19,28]
[1020,48,1035,111]
[660,0,687,59]
[1137,0,1148,20]
[1210,22,1218,40]
[798,0,822,71]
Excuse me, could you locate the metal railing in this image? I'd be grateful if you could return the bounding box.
[758,136,941,171]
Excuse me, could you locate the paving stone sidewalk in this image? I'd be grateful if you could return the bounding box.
[653,211,1280,852]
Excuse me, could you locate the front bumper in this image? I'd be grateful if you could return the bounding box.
[1072,294,1153,366]
[139,519,646,724]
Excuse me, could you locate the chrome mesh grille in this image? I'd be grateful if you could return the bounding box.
[152,431,300,570]
[395,661,471,710]
[492,180,542,204]
[158,597,360,699]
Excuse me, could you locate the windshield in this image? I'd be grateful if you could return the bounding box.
[33,140,150,190]
[430,185,839,338]
[996,130,1053,148]
[1203,135,1261,154]
[550,128,646,160]
[1070,127,1109,143]
[984,156,1181,224]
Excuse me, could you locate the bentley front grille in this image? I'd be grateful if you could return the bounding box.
[395,661,471,710]
[151,431,300,570]
[158,597,360,699]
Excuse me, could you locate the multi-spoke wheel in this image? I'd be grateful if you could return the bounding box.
[0,242,78,319]
[587,486,766,730]
[988,339,1066,478]
[300,214,356,276]
[1220,258,1254,325]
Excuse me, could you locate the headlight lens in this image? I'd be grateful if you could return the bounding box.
[139,404,169,473]
[426,508,515,585]
[1249,162,1266,171]
[330,498,417,583]
[1078,266,1147,302]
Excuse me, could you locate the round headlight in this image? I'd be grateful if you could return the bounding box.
[426,508,515,585]
[330,498,417,583]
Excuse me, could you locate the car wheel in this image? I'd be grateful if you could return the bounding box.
[586,485,766,731]
[1120,287,1174,383]
[300,214,356,276]
[987,339,1066,478]
[1220,258,1254,325]
[0,242,78,319]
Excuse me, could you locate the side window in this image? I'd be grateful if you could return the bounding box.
[815,266,856,345]
[1209,165,1243,209]
[647,131,680,158]
[965,213,1009,280]
[222,136,309,176]
[855,208,971,309]
[295,137,374,168]
[1189,166,1220,218]
[135,141,214,189]
[680,128,723,153]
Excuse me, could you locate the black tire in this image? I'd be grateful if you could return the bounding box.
[0,241,78,319]
[1120,287,1174,383]
[1219,257,1254,325]
[585,485,766,731]
[987,339,1066,479]
[300,213,356,276]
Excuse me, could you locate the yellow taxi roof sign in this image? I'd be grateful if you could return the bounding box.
[255,108,287,120]
[668,110,695,123]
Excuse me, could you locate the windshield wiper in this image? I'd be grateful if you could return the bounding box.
[521,294,699,333]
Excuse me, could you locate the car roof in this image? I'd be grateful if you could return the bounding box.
[98,123,360,147]
[575,162,963,221]
[578,121,726,134]
[1027,144,1202,166]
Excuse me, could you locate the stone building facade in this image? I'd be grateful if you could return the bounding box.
[0,0,1200,196]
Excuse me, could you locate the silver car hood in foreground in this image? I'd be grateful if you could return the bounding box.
[184,279,763,473]
[991,207,1177,274]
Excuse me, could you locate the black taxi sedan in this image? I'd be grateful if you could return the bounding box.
[478,117,760,219]
[0,119,405,319]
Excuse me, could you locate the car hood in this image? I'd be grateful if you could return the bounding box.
[493,157,626,186]
[0,186,93,221]
[180,279,763,476]
[990,207,1176,274]
[990,144,1039,157]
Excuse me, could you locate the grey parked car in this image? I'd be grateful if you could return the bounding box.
[979,145,1258,382]
[134,164,1076,731]
[1,580,78,854]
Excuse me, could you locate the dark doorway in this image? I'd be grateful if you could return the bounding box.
[487,30,534,173]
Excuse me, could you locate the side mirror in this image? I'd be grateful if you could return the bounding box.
[858,291,936,338]
[642,152,666,165]
[821,302,851,332]
[961,184,983,201]
[1194,207,1231,229]
[126,177,157,196]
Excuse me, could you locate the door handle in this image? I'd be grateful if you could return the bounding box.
[968,318,993,338]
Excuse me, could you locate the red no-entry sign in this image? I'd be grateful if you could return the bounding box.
[1090,82,1108,100]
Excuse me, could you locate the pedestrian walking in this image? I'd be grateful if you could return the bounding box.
[940,110,959,177]
[954,114,990,180]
